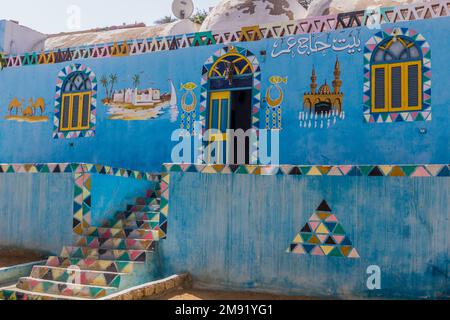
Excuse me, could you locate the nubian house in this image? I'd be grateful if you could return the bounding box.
[0,0,448,300]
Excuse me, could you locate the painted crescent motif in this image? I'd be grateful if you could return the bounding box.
[181,90,196,113]
[266,84,283,108]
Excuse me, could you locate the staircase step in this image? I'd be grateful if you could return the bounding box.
[17,277,115,299]
[115,211,160,222]
[112,219,159,230]
[61,246,147,262]
[135,197,161,205]
[82,227,159,240]
[46,256,141,273]
[75,236,156,251]
[0,288,85,300]
[127,204,160,212]
[30,265,124,288]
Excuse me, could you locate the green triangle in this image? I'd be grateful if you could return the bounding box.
[236,166,248,174]
[333,224,346,235]
[415,113,424,121]
[401,166,416,176]
[329,247,343,257]
[301,233,312,242]
[359,166,374,176]
[109,276,121,288]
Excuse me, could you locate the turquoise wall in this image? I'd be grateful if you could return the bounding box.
[90,174,156,226]
[0,174,74,254]
[160,172,449,299]
[0,18,448,171]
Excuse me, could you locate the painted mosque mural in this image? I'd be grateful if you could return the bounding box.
[6,97,48,123]
[101,73,178,121]
[300,58,345,129]
[265,76,287,129]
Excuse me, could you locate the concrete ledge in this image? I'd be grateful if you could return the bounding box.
[102,274,191,301]
[0,260,46,286]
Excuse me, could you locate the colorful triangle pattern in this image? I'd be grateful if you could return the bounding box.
[287,200,360,259]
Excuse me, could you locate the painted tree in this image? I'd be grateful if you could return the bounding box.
[100,75,110,100]
[132,74,141,90]
[154,15,177,24]
[109,74,118,99]
[190,9,209,24]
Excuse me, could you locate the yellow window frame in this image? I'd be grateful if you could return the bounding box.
[60,92,92,131]
[207,91,231,163]
[371,60,422,113]
[209,53,254,78]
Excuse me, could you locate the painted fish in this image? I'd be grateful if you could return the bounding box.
[181,82,197,90]
[269,76,288,85]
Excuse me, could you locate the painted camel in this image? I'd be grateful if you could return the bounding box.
[28,98,45,115]
[8,98,24,115]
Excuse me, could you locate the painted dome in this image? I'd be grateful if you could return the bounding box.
[307,0,424,17]
[318,82,331,95]
[200,0,308,33]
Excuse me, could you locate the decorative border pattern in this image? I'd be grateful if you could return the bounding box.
[0,163,160,180]
[199,46,261,163]
[53,64,98,139]
[363,27,431,123]
[162,163,450,177]
[2,0,449,69]
[159,173,170,240]
[159,163,449,239]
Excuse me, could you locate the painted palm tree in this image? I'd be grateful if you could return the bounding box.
[109,74,118,99]
[132,74,141,90]
[100,75,110,101]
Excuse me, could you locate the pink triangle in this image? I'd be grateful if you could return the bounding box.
[348,249,360,258]
[333,235,345,244]
[292,245,305,254]
[339,166,353,175]
[317,234,328,243]
[309,221,320,231]
[412,166,430,177]
[326,215,338,222]
[311,246,324,256]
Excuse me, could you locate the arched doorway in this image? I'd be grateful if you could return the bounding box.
[199,46,261,164]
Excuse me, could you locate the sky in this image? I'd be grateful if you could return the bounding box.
[0,0,220,34]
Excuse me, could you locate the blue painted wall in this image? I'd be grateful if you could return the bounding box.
[0,174,74,254]
[90,174,156,226]
[159,172,449,299]
[0,18,448,171]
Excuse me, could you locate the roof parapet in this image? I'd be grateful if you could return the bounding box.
[1,0,448,69]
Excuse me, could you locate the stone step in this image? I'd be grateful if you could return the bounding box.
[17,277,116,299]
[30,265,124,288]
[46,256,142,273]
[82,227,159,240]
[60,246,147,262]
[74,235,156,251]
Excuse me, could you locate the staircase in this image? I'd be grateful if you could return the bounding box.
[0,184,163,300]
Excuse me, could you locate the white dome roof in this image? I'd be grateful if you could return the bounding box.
[307,0,424,17]
[200,0,308,33]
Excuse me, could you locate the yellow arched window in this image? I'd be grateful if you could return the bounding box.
[371,35,422,113]
[60,72,92,131]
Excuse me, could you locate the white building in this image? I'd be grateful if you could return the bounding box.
[112,88,161,106]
